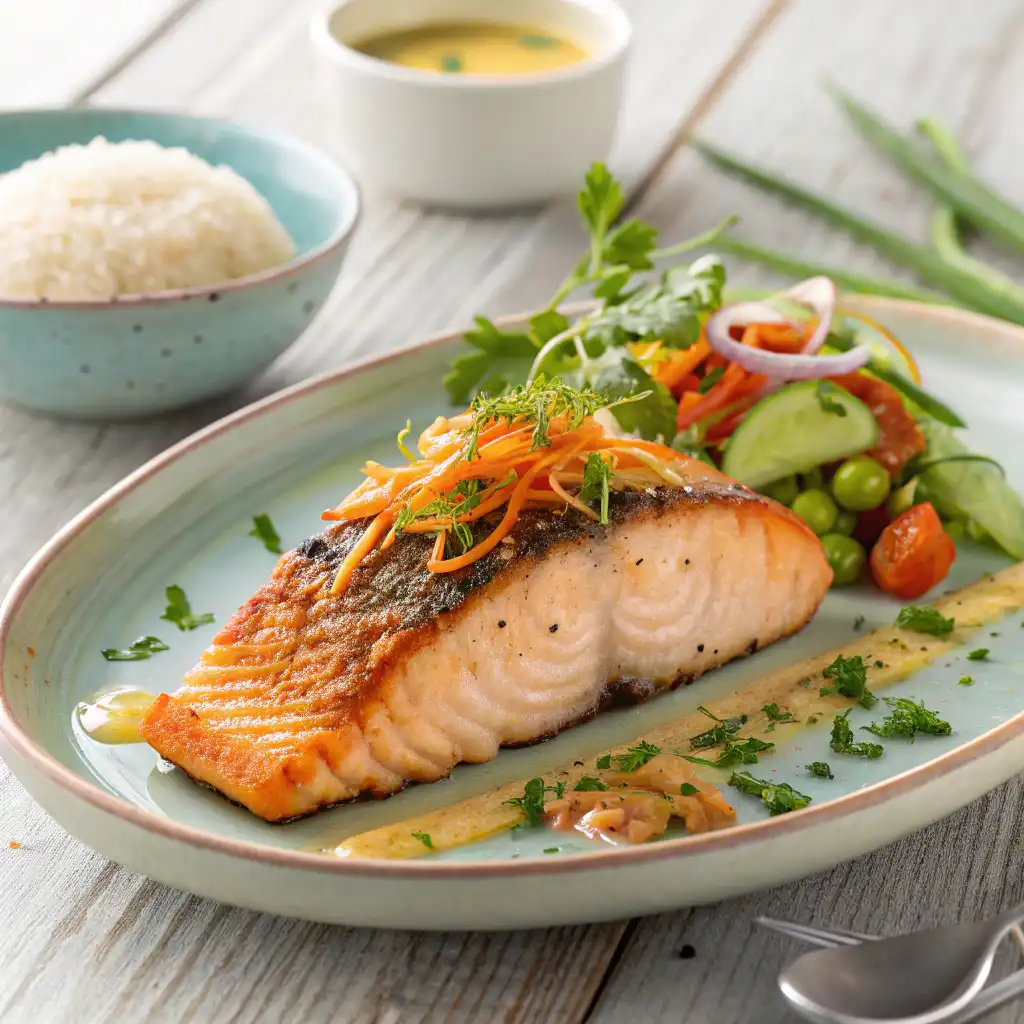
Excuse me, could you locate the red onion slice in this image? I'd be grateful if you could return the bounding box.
[704,276,869,381]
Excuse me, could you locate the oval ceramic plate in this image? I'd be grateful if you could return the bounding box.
[2,298,1024,931]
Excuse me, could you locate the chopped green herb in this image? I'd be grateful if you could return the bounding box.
[807,715,819,725]
[728,771,812,815]
[543,847,561,854]
[689,706,747,750]
[440,54,463,72]
[762,703,797,732]
[519,33,560,48]
[957,675,974,686]
[596,740,662,773]
[816,381,849,417]
[820,654,876,708]
[411,832,434,850]
[866,697,952,740]
[579,452,611,524]
[853,615,866,631]
[101,636,169,662]
[896,605,955,638]
[697,366,725,394]
[160,585,214,632]
[574,776,608,792]
[504,778,565,827]
[679,783,699,796]
[249,514,282,554]
[967,648,989,661]
[830,710,884,759]
[684,736,774,769]
[807,762,834,779]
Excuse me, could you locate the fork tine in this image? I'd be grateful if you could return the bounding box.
[755,916,871,947]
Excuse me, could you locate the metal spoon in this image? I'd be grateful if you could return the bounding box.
[779,903,1024,1024]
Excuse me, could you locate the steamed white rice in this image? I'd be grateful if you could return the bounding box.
[0,136,295,301]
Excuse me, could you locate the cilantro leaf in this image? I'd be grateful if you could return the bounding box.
[957,675,974,686]
[601,218,658,271]
[568,347,677,442]
[411,832,434,849]
[820,654,876,708]
[574,776,608,792]
[865,698,952,741]
[101,636,169,662]
[160,585,214,632]
[529,309,571,346]
[689,706,746,750]
[762,703,797,732]
[504,777,566,827]
[684,736,774,768]
[249,514,282,554]
[967,648,989,661]
[830,710,884,759]
[728,771,811,815]
[444,317,539,404]
[579,453,611,524]
[896,605,955,638]
[597,740,662,773]
[679,783,699,796]
[807,762,834,779]
[577,162,624,251]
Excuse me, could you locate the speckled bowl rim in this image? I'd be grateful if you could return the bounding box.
[0,108,362,311]
[1,297,1023,880]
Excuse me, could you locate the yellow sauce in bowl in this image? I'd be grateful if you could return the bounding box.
[353,22,587,75]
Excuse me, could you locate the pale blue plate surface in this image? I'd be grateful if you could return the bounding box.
[1,299,1022,928]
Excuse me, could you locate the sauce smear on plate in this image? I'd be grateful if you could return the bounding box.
[77,688,154,745]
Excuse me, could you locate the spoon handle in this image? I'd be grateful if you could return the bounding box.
[947,968,1024,1024]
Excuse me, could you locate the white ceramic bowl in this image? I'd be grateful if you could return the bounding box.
[310,0,631,209]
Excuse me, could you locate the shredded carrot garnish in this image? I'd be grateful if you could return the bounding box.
[321,379,722,596]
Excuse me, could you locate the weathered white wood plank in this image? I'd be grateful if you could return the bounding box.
[0,3,775,1022]
[635,0,1024,294]
[588,778,1024,1024]
[0,0,195,106]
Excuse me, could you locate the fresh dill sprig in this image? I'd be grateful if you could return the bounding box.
[579,452,612,524]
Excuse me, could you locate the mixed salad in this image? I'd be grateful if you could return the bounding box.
[446,164,1024,599]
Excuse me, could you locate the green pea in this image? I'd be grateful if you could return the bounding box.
[886,478,919,520]
[821,533,867,586]
[800,467,825,490]
[832,509,857,536]
[761,475,799,505]
[832,455,891,511]
[792,489,839,536]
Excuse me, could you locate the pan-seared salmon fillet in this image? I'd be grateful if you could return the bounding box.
[141,484,831,821]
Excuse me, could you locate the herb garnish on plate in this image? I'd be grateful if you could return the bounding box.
[249,513,283,554]
[728,771,812,815]
[865,698,952,740]
[830,711,884,759]
[160,585,214,632]
[101,636,169,662]
[820,654,877,708]
[896,605,955,638]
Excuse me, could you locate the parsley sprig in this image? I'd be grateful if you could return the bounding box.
[504,777,567,827]
[820,654,877,708]
[729,771,812,815]
[101,636,168,662]
[895,605,955,638]
[830,711,884,759]
[160,585,214,632]
[865,698,952,740]
[596,740,662,772]
[762,703,798,732]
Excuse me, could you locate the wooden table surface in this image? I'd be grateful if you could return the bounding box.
[2,2,1023,1021]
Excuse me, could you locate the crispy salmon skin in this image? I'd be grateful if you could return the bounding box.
[141,483,831,821]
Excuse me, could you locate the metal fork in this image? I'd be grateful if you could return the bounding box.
[756,917,1024,1024]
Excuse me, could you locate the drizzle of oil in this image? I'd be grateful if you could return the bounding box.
[77,687,155,744]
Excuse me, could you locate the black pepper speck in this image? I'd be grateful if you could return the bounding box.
[132,323,143,333]
[679,944,696,960]
[208,292,220,303]
[497,620,506,628]
[635,558,644,566]
[697,644,704,653]
[549,624,558,633]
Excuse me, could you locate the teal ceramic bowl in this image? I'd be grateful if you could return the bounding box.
[0,109,360,419]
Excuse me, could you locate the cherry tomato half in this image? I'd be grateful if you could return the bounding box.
[869,501,956,600]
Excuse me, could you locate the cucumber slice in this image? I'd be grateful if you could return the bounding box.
[721,382,879,489]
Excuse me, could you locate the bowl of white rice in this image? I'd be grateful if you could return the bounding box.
[0,108,360,418]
